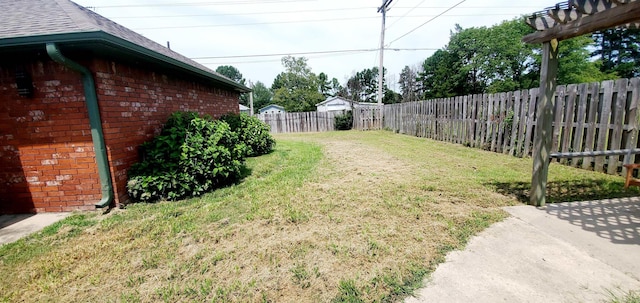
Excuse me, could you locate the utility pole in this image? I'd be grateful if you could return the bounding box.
[249,80,254,116]
[377,0,393,125]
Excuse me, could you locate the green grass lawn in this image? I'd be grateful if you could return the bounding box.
[0,131,636,302]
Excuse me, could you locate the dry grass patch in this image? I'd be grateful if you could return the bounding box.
[0,131,631,302]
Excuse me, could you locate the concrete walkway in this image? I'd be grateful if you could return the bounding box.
[406,197,640,303]
[0,213,70,245]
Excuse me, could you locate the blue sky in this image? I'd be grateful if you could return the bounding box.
[73,0,561,89]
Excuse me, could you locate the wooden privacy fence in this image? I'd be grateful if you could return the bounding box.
[352,107,383,130]
[375,78,640,176]
[257,111,341,133]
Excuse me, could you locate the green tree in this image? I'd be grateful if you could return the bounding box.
[483,19,537,92]
[330,77,344,97]
[399,65,419,102]
[251,81,272,113]
[416,18,615,99]
[317,72,331,98]
[271,56,324,112]
[592,28,640,78]
[216,65,249,105]
[215,65,246,85]
[556,35,614,84]
[446,25,489,94]
[418,49,466,98]
[345,67,393,103]
[384,89,402,104]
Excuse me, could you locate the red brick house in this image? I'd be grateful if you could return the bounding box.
[0,0,250,213]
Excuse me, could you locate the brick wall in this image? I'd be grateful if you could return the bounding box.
[0,56,240,213]
[0,60,99,213]
[90,58,240,206]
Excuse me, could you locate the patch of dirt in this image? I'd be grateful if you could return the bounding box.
[319,139,418,184]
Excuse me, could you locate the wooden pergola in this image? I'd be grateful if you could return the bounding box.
[523,0,640,206]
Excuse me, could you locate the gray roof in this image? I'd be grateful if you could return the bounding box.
[0,0,250,92]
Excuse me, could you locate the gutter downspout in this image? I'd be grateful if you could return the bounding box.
[46,43,114,209]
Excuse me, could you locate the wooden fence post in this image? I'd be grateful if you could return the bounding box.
[530,39,559,207]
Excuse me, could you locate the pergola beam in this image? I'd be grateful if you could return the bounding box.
[523,1,640,44]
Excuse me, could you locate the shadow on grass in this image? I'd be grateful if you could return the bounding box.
[487,179,640,203]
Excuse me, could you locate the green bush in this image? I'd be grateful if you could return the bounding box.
[334,111,353,130]
[127,112,248,203]
[220,113,275,157]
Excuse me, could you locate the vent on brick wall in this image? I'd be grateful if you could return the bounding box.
[15,69,34,98]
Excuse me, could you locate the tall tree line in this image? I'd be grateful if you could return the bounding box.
[398,18,640,101]
[218,19,640,111]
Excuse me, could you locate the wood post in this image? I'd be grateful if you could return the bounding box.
[530,39,559,207]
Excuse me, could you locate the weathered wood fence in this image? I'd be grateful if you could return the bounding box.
[358,78,640,175]
[352,107,382,130]
[257,111,341,134]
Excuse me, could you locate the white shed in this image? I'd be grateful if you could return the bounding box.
[316,97,356,113]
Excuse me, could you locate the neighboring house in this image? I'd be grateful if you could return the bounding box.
[316,96,354,113]
[316,96,379,112]
[0,0,250,213]
[259,104,286,114]
[239,104,250,114]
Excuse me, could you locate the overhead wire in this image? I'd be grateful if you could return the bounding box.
[91,0,316,8]
[386,0,427,30]
[198,49,376,65]
[111,7,372,19]
[387,0,467,46]
[192,47,436,60]
[82,0,543,76]
[192,48,379,59]
[134,16,380,30]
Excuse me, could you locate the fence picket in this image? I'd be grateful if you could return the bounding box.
[497,92,507,153]
[583,82,601,170]
[523,88,538,158]
[623,78,640,176]
[552,85,566,156]
[560,84,577,165]
[595,81,614,172]
[572,83,589,167]
[516,89,529,157]
[608,79,628,174]
[509,90,522,155]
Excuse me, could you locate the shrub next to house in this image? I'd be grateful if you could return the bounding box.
[220,113,275,157]
[127,112,248,202]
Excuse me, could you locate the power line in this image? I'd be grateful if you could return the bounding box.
[191,47,436,60]
[111,7,372,19]
[197,50,375,65]
[391,5,541,9]
[388,0,467,46]
[134,16,379,30]
[91,0,316,8]
[115,12,531,20]
[192,48,379,59]
[386,0,427,30]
